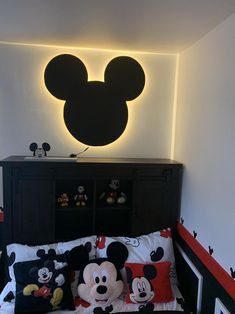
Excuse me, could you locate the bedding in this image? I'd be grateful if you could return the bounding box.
[0,229,188,313]
[0,284,185,313]
[95,229,178,285]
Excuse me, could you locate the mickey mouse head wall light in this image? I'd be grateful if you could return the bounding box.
[44,54,145,146]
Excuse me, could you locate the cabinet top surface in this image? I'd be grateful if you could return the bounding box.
[0,155,182,166]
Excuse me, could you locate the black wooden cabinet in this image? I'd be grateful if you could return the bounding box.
[0,156,183,246]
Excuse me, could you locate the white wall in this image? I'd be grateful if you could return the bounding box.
[174,13,235,273]
[0,42,177,203]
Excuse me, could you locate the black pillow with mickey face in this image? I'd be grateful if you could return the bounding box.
[13,253,75,314]
[44,54,145,146]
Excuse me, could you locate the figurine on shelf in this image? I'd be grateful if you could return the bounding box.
[57,193,69,207]
[100,179,127,205]
[74,185,88,207]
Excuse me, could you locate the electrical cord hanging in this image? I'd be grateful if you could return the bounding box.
[70,147,90,158]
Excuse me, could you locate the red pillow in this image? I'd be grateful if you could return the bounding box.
[125,261,174,304]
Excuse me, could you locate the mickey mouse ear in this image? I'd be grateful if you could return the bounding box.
[29,142,38,152]
[105,56,145,101]
[106,241,129,269]
[42,142,51,152]
[44,54,88,100]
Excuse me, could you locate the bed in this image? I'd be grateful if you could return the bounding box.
[0,157,188,313]
[0,230,188,314]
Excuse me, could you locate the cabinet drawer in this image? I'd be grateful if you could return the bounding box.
[136,165,182,178]
[55,166,134,178]
[11,166,54,178]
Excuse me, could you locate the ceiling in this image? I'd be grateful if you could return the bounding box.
[0,0,235,53]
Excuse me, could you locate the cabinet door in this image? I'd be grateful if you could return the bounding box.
[132,169,181,236]
[13,179,54,244]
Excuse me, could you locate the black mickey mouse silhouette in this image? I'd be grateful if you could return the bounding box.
[177,298,190,313]
[8,252,16,266]
[3,291,15,303]
[139,303,155,312]
[44,54,145,146]
[150,247,164,262]
[230,267,235,279]
[93,305,113,314]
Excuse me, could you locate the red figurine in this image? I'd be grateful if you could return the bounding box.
[57,193,69,207]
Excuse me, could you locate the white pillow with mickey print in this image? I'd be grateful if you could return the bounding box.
[96,229,178,285]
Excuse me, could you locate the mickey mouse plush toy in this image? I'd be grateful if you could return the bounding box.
[70,241,128,306]
[74,185,88,207]
[100,179,127,205]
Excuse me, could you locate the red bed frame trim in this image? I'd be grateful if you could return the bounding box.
[0,211,4,222]
[177,221,235,300]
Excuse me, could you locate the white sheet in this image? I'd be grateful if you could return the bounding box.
[0,284,184,313]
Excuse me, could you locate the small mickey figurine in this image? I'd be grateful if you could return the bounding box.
[74,186,88,207]
[100,179,127,205]
[57,193,69,207]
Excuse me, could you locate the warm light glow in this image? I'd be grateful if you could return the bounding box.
[170,54,180,159]
[6,38,177,152]
[0,40,178,56]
